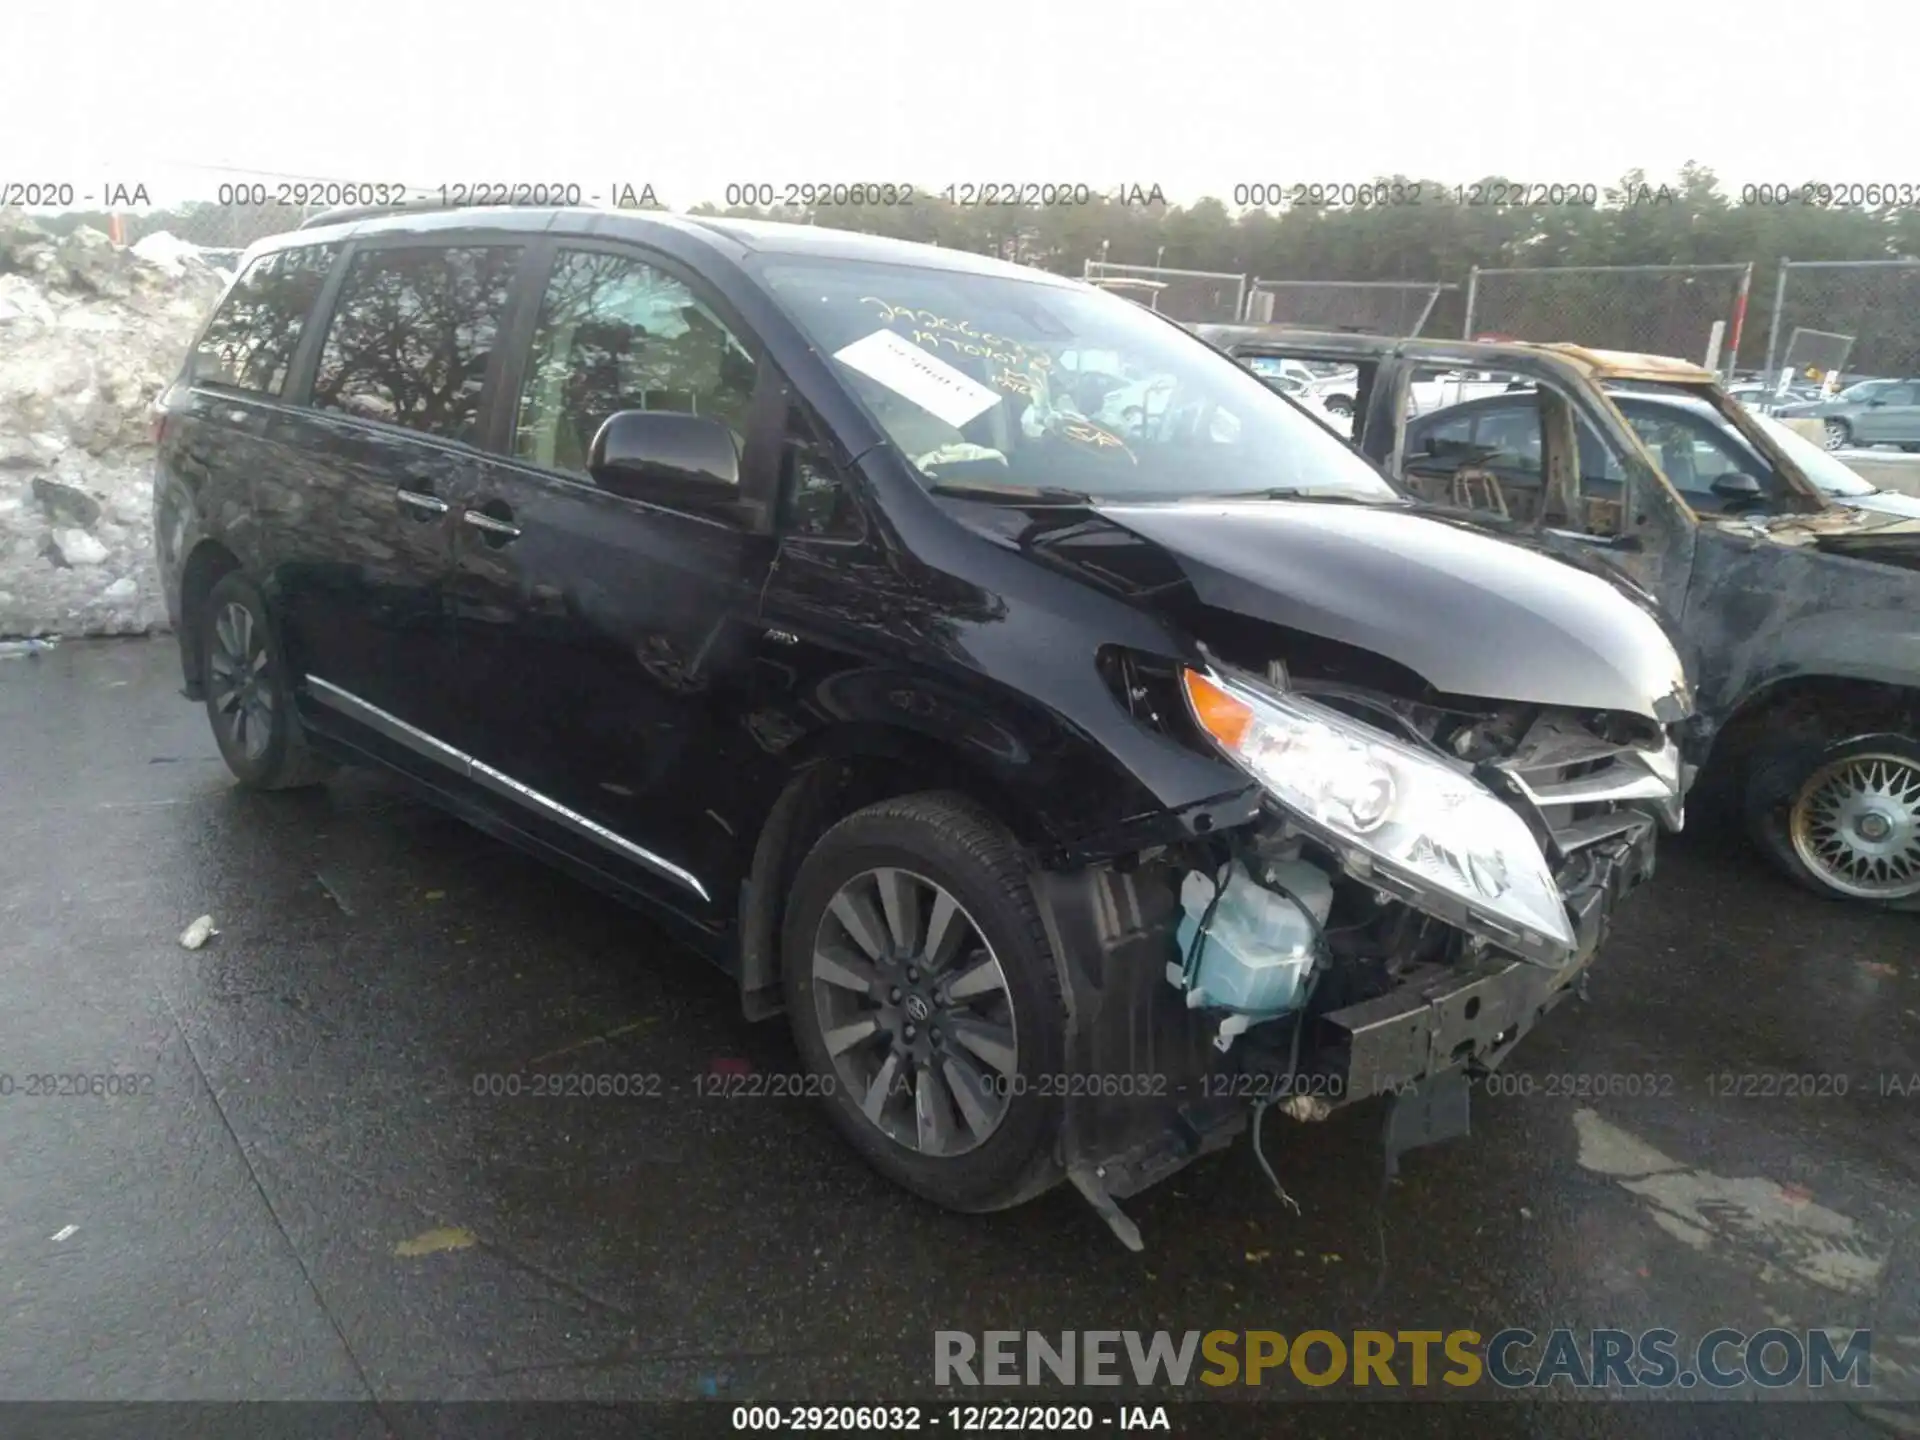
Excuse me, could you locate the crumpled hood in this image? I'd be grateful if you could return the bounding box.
[1838,489,1920,522]
[1093,499,1693,722]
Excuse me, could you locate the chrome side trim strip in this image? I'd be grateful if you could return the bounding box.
[467,757,710,902]
[304,674,710,903]
[307,673,468,770]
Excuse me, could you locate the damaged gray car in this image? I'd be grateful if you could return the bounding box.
[1202,326,1920,909]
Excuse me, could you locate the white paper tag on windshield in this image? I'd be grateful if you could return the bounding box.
[832,328,1001,430]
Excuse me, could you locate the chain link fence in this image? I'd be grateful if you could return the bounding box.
[1463,263,1755,372]
[125,203,324,253]
[1764,260,1920,381]
[1243,279,1454,335]
[1081,261,1247,324]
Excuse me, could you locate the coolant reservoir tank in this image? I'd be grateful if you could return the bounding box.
[1172,859,1333,1019]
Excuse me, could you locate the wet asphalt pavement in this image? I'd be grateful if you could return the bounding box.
[3,638,1919,1437]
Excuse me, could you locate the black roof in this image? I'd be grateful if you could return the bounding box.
[274,204,1070,284]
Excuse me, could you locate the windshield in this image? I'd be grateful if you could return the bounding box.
[1836,380,1889,403]
[757,257,1398,502]
[1751,412,1876,496]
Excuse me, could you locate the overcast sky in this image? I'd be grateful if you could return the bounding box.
[8,0,1918,209]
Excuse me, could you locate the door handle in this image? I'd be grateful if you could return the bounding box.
[396,489,449,516]
[462,508,521,542]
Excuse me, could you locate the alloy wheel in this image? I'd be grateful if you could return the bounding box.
[1789,752,1920,900]
[1822,420,1849,451]
[208,600,275,762]
[810,867,1017,1157]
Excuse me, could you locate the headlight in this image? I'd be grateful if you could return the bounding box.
[1183,667,1576,966]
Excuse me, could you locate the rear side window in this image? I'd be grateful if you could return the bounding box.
[190,245,339,395]
[312,245,523,445]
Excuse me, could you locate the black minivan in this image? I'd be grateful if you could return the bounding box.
[154,205,1692,1245]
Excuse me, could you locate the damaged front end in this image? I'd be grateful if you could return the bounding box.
[1033,655,1684,1251]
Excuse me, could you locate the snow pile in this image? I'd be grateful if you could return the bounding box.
[0,209,228,637]
[130,229,232,281]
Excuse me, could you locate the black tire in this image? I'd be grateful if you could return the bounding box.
[1744,734,1920,910]
[199,571,333,791]
[781,792,1068,1213]
[1325,396,1354,418]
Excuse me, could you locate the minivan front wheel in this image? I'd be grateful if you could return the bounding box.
[782,793,1067,1213]
[200,571,333,791]
[1822,419,1852,451]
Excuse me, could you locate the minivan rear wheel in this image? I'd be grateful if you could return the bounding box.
[200,571,333,791]
[781,793,1067,1213]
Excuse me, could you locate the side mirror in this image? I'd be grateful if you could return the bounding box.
[588,410,741,514]
[1710,473,1764,500]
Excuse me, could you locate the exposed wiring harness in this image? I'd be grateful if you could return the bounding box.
[1248,876,1328,1216]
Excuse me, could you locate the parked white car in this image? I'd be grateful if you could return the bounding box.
[1405,369,1530,417]
[1242,355,1359,419]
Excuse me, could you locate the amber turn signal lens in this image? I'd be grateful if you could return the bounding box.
[1182,668,1254,751]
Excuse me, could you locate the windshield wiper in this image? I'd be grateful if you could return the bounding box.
[930,481,1095,506]
[1186,486,1404,505]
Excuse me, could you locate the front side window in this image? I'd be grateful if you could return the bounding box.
[1609,385,1861,505]
[190,245,339,395]
[513,250,759,478]
[1617,404,1768,502]
[1402,381,1627,535]
[758,258,1397,503]
[312,245,523,445]
[782,404,861,538]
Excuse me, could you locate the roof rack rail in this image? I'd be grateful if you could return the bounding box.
[297,199,477,231]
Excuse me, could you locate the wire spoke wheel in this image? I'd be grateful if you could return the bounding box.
[811,866,1017,1158]
[1790,751,1920,900]
[208,600,274,762]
